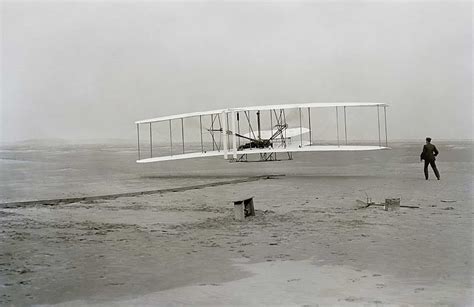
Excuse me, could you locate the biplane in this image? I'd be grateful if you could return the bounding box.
[135,102,389,163]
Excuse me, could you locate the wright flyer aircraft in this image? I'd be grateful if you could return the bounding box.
[135,102,389,163]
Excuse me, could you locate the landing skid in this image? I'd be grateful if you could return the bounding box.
[232,152,293,162]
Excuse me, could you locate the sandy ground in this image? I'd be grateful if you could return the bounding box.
[0,143,472,306]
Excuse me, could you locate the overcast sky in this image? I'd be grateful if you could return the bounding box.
[1,0,472,143]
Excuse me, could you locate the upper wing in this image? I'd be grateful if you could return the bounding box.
[135,109,227,124]
[135,102,388,124]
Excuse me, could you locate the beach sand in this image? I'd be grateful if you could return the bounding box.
[0,142,472,305]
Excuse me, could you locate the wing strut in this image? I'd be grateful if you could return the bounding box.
[226,112,230,151]
[308,107,312,146]
[169,120,173,156]
[149,123,153,157]
[299,108,303,147]
[199,115,203,153]
[272,109,287,148]
[231,110,237,159]
[336,107,340,147]
[283,109,287,146]
[344,106,348,145]
[257,110,261,140]
[384,106,388,147]
[136,124,140,160]
[222,111,228,159]
[209,114,222,152]
[210,114,214,151]
[181,118,185,154]
[270,110,273,137]
[244,111,257,140]
[377,105,381,147]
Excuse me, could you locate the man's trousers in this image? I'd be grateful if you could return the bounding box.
[424,160,440,180]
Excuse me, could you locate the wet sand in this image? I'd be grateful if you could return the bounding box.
[0,142,472,305]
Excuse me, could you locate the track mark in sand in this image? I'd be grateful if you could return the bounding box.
[0,175,282,208]
[107,282,125,286]
[343,296,364,302]
[0,211,18,217]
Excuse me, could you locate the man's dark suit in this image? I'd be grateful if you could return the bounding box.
[420,143,440,180]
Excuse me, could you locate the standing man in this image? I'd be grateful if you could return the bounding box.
[420,137,440,180]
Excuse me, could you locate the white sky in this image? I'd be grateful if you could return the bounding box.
[1,0,472,143]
